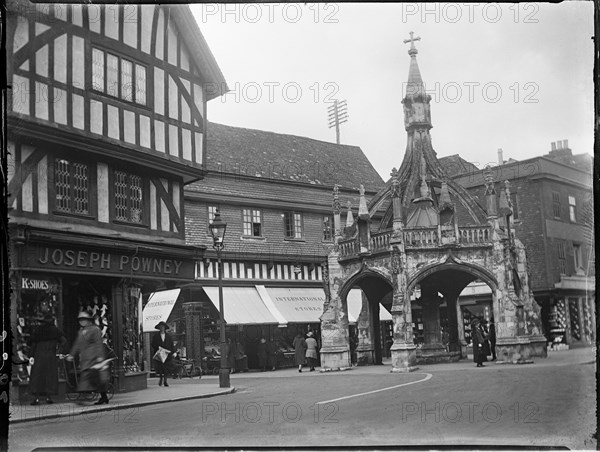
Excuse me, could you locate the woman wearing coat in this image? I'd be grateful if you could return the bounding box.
[256,338,268,371]
[68,311,109,404]
[29,314,67,405]
[471,317,486,368]
[292,332,307,373]
[151,321,176,387]
[305,332,319,372]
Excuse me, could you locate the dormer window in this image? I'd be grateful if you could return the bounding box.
[92,47,147,106]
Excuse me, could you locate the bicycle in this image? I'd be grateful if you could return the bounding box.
[171,357,201,379]
[59,354,116,402]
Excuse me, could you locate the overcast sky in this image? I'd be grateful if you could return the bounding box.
[192,2,594,182]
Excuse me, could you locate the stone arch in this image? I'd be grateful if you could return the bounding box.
[339,266,393,302]
[407,260,498,294]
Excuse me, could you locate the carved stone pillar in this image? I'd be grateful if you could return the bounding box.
[355,293,374,365]
[183,302,204,365]
[389,246,418,372]
[420,296,444,352]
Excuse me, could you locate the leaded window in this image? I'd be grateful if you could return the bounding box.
[55,159,89,215]
[92,47,147,106]
[552,192,561,218]
[323,215,333,241]
[114,170,143,224]
[557,241,566,275]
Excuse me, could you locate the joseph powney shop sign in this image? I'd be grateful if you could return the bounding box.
[24,245,194,279]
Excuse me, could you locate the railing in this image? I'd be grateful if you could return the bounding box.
[370,230,392,253]
[337,224,493,258]
[404,228,439,247]
[338,238,360,258]
[459,225,491,244]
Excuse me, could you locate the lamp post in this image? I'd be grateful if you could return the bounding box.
[208,209,230,388]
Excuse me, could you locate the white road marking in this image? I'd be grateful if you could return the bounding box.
[315,372,433,405]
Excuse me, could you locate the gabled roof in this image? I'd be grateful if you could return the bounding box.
[201,122,384,191]
[169,6,228,100]
[438,155,480,178]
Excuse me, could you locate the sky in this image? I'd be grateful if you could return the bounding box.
[191,2,594,181]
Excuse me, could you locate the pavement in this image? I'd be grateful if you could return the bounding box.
[9,346,595,424]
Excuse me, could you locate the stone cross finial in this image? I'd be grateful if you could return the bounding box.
[332,184,341,214]
[484,165,496,195]
[391,167,400,198]
[403,31,421,51]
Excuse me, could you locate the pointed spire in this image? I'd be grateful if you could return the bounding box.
[403,31,425,98]
[345,201,354,227]
[358,184,369,218]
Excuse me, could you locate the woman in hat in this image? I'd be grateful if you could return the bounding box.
[151,321,175,386]
[68,311,109,404]
[470,317,485,368]
[292,332,307,373]
[29,314,67,405]
[305,331,319,372]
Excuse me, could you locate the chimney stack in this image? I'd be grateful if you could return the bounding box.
[563,139,569,149]
[497,148,503,166]
[551,142,556,151]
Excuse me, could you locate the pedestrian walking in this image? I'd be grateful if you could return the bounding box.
[151,321,176,387]
[480,319,490,362]
[267,338,278,371]
[225,338,237,373]
[257,338,268,371]
[292,332,307,372]
[471,317,485,368]
[489,316,497,361]
[67,311,109,404]
[29,314,67,405]
[305,332,319,372]
[235,341,248,372]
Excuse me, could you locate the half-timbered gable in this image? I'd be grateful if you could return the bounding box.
[7,138,186,240]
[8,1,227,180]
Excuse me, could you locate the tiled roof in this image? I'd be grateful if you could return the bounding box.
[202,122,384,191]
[438,154,480,177]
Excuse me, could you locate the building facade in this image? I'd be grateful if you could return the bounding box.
[446,143,595,349]
[7,1,227,401]
[162,122,387,371]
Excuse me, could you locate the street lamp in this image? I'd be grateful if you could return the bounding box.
[208,209,230,388]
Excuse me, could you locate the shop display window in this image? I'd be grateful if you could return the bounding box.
[122,287,142,373]
[16,276,61,383]
[568,298,581,341]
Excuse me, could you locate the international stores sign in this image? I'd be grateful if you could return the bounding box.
[24,245,195,280]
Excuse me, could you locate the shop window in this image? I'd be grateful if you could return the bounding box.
[242,209,262,237]
[284,211,303,239]
[114,170,144,224]
[322,215,333,241]
[552,191,561,219]
[122,287,142,373]
[55,158,90,215]
[557,241,566,275]
[568,298,581,341]
[92,47,147,105]
[568,196,577,222]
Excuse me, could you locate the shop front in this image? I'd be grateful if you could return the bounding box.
[10,229,198,403]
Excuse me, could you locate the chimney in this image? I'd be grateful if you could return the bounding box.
[563,139,569,149]
[551,142,556,151]
[497,148,503,166]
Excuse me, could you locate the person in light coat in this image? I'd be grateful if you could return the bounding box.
[292,332,307,373]
[305,332,319,372]
[68,311,109,404]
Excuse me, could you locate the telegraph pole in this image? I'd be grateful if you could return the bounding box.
[327,100,348,144]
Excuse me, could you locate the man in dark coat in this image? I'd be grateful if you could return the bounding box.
[256,338,268,371]
[471,318,485,367]
[29,314,67,405]
[151,321,176,387]
[489,316,497,361]
[293,332,307,372]
[267,339,279,371]
[68,311,109,404]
